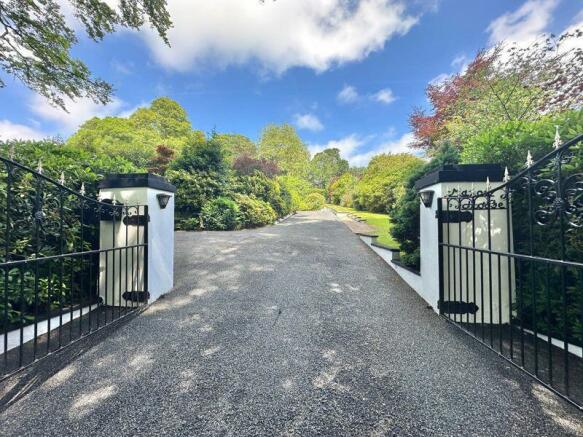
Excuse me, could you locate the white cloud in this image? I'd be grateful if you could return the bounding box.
[337,85,359,103]
[309,131,416,166]
[294,113,324,132]
[349,132,416,167]
[0,120,47,141]
[487,0,558,45]
[372,88,396,104]
[308,134,365,158]
[28,95,125,133]
[141,0,418,74]
[428,72,451,86]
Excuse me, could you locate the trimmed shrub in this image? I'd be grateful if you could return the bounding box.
[234,194,276,227]
[302,192,326,211]
[201,197,239,230]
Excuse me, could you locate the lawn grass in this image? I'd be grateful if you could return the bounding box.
[326,204,398,248]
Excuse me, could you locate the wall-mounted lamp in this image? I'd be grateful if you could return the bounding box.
[419,190,434,208]
[157,193,172,209]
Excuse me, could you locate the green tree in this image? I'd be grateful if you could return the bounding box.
[171,135,228,175]
[309,148,349,189]
[0,0,171,109]
[258,124,310,177]
[67,97,201,168]
[353,153,423,213]
[328,172,358,206]
[215,134,257,163]
[129,97,194,147]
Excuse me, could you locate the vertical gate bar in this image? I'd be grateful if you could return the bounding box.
[555,153,569,397]
[144,205,149,300]
[518,259,525,367]
[18,267,24,368]
[69,253,74,342]
[546,263,553,386]
[58,190,64,349]
[33,176,42,360]
[480,251,485,341]
[3,162,12,369]
[457,192,462,325]
[452,197,457,323]
[47,263,52,354]
[112,203,116,320]
[465,247,469,326]
[136,206,141,306]
[79,199,84,337]
[445,195,451,320]
[104,250,109,324]
[505,186,513,360]
[125,206,129,312]
[497,254,502,353]
[131,207,135,309]
[437,199,444,315]
[525,169,537,374]
[487,191,493,347]
[118,205,122,318]
[472,194,477,335]
[532,261,538,376]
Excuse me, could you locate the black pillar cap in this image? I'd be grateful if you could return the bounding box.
[99,173,176,193]
[415,164,504,191]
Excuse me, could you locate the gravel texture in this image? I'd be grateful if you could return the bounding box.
[0,210,581,436]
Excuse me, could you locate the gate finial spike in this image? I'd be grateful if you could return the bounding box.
[59,172,65,185]
[503,167,511,182]
[36,160,43,174]
[553,125,561,150]
[486,176,491,191]
[526,150,534,168]
[80,182,86,196]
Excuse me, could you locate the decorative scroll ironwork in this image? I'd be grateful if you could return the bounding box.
[437,133,583,410]
[0,154,148,380]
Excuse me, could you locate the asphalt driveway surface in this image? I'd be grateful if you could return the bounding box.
[0,210,581,436]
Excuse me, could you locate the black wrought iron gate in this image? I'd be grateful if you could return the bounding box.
[438,134,583,409]
[0,154,148,379]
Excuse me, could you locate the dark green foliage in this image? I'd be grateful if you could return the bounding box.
[166,169,227,223]
[234,194,276,228]
[201,197,239,231]
[461,109,583,170]
[230,171,292,218]
[390,144,460,269]
[171,135,228,175]
[0,139,140,327]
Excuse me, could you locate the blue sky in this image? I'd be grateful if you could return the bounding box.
[1,0,582,166]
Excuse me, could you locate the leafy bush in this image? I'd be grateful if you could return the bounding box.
[302,192,326,211]
[171,134,228,175]
[231,171,292,217]
[166,169,227,222]
[390,144,460,269]
[234,194,276,227]
[201,197,239,230]
[352,153,423,213]
[461,109,583,170]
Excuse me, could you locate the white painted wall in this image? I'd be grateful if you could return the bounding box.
[420,181,514,323]
[99,186,174,305]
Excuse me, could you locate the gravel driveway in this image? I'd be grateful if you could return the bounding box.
[0,210,581,436]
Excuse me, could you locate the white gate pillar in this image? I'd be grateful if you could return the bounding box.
[416,164,510,321]
[99,174,175,305]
